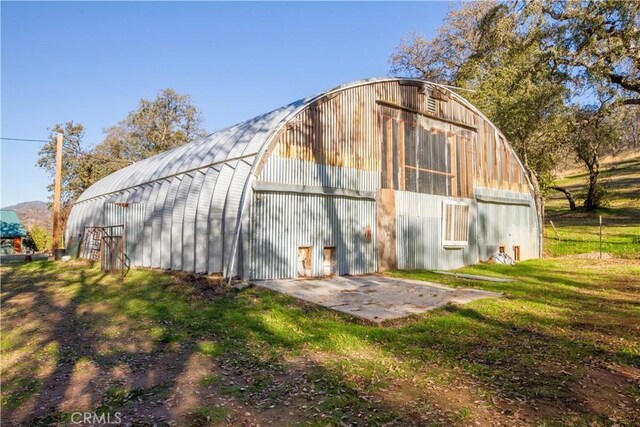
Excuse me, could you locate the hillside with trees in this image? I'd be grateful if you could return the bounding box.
[2,200,51,233]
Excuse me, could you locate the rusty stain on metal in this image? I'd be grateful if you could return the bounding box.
[67,78,539,280]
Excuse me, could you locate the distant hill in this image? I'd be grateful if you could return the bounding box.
[2,201,52,233]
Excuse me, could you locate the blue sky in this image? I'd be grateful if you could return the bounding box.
[1,1,450,207]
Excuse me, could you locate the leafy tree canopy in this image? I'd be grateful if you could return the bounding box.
[389,0,639,213]
[37,88,207,231]
[24,224,52,252]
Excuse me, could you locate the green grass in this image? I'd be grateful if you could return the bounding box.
[199,374,222,387]
[187,406,230,426]
[545,155,640,258]
[0,377,42,409]
[3,158,638,426]
[544,224,640,258]
[2,257,639,426]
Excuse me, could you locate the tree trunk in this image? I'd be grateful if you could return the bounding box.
[551,186,577,210]
[583,157,601,210]
[522,160,544,258]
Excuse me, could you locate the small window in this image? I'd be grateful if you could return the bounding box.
[297,247,312,277]
[513,245,521,262]
[442,202,469,247]
[323,247,336,276]
[499,246,506,254]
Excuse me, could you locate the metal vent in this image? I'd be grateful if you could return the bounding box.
[426,97,437,113]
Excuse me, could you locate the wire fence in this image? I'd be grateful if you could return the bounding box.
[543,217,640,259]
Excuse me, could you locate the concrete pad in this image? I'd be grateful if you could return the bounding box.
[433,271,515,282]
[253,275,502,323]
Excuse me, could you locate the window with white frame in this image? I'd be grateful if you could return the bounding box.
[442,201,469,247]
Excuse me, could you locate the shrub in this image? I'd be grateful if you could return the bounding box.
[25,224,52,252]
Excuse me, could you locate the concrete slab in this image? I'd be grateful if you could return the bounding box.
[253,275,502,323]
[433,271,515,282]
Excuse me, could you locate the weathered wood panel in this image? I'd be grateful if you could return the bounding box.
[265,80,530,195]
[376,188,397,271]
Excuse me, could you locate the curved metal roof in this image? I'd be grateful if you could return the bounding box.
[67,77,534,277]
[77,100,304,202]
[76,77,528,204]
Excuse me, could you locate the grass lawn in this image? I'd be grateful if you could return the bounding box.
[2,257,639,426]
[2,155,638,426]
[544,155,640,259]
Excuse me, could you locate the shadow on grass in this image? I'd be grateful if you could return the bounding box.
[2,258,640,425]
[1,262,420,426]
[2,262,197,425]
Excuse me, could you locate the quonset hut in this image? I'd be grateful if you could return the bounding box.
[66,78,540,279]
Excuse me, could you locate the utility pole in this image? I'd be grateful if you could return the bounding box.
[52,132,63,252]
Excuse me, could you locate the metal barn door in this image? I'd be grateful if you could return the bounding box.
[104,203,146,266]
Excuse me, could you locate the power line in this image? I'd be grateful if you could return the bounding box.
[1,137,49,143]
[1,135,131,165]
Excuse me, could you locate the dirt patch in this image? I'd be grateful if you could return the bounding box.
[568,365,640,423]
[166,271,234,299]
[375,377,512,426]
[569,252,614,260]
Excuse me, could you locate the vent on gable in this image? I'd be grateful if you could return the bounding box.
[426,97,437,113]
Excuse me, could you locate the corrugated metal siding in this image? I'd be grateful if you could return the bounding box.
[103,202,146,266]
[66,102,300,274]
[475,186,538,261]
[171,173,193,271]
[141,181,162,267]
[66,77,540,279]
[474,186,533,202]
[181,170,206,272]
[260,157,380,192]
[207,164,233,273]
[151,180,171,268]
[195,167,221,273]
[395,191,478,270]
[249,192,376,280]
[222,159,253,275]
[160,177,181,269]
[126,185,152,265]
[395,188,536,269]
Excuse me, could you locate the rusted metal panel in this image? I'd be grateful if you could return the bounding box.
[66,77,540,279]
[271,85,382,171]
